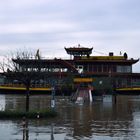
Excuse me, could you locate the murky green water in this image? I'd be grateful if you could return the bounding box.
[0,94,140,140]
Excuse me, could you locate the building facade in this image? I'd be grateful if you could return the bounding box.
[3,45,140,95]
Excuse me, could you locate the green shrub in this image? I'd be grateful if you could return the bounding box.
[0,110,57,119]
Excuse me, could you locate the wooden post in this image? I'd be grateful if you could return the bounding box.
[26,86,30,112]
[22,117,29,140]
[113,93,117,105]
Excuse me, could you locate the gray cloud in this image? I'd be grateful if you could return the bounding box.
[0,0,140,71]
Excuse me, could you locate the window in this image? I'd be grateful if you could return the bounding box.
[117,65,131,73]
[98,65,102,72]
[103,65,108,72]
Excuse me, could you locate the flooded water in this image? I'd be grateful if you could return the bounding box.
[0,94,140,140]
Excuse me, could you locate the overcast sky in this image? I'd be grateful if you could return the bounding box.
[0,0,140,71]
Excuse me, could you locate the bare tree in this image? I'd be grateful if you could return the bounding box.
[0,50,42,112]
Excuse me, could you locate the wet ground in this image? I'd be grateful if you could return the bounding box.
[0,94,140,140]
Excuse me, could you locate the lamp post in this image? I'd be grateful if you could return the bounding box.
[109,70,117,104]
[51,81,56,109]
[50,123,54,140]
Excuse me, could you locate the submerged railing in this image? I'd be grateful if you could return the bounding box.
[0,84,51,88]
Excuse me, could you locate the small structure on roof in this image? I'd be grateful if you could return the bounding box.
[65,44,93,57]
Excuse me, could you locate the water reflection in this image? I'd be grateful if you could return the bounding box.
[0,95,5,111]
[0,94,140,139]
